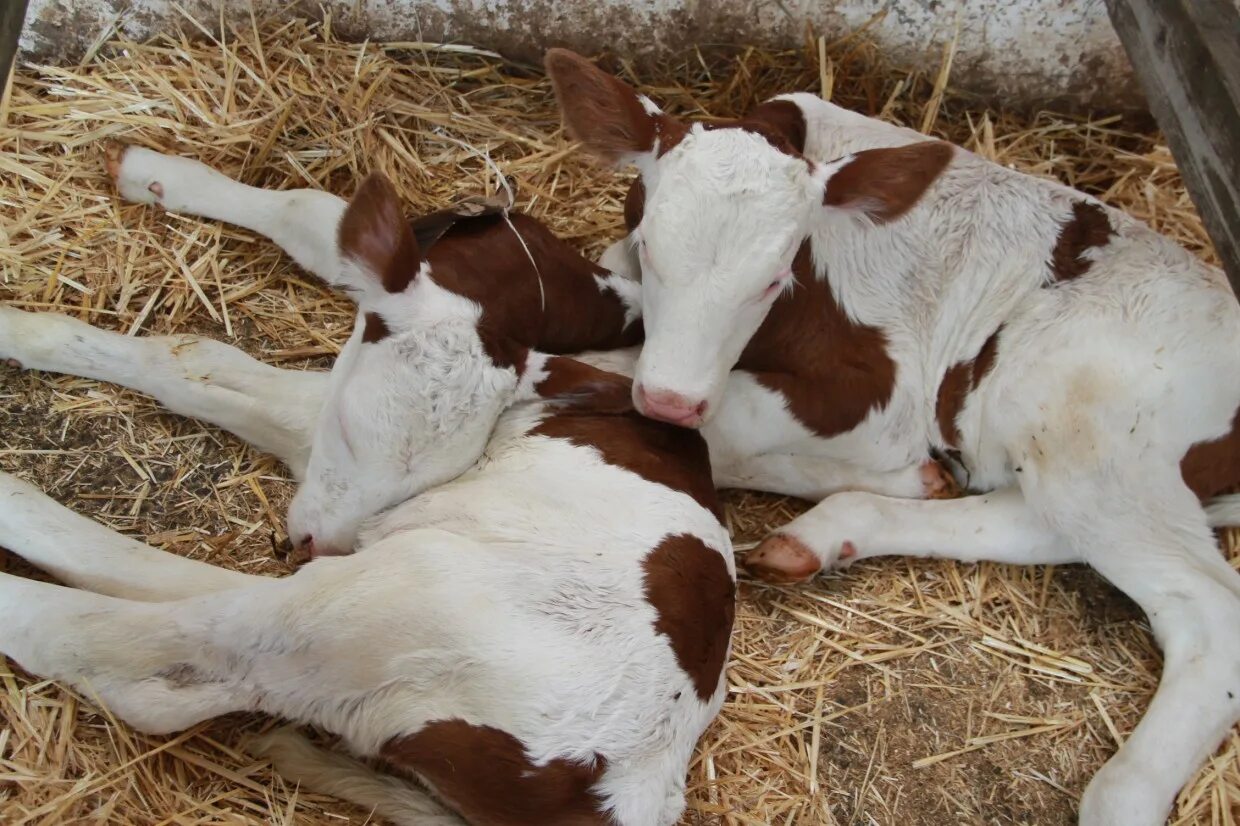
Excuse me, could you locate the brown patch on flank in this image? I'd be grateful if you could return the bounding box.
[936,327,1003,449]
[533,410,719,519]
[1181,407,1240,500]
[338,173,423,294]
[824,142,955,223]
[1049,201,1114,283]
[737,243,897,439]
[382,720,612,826]
[623,177,645,232]
[361,311,390,343]
[423,211,643,370]
[534,356,635,414]
[642,534,735,702]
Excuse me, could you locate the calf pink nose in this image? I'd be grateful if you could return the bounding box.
[636,386,708,427]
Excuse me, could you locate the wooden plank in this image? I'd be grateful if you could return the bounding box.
[0,0,28,101]
[1104,0,1240,291]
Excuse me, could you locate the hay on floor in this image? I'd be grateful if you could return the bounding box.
[0,16,1236,826]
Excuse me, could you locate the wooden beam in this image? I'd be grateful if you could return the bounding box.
[0,0,28,102]
[1105,0,1240,292]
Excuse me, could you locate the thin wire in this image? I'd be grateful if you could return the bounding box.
[432,129,546,313]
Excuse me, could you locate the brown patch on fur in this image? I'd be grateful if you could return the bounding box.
[361,311,390,343]
[935,328,1002,448]
[651,115,689,157]
[737,244,897,439]
[642,534,735,702]
[1181,407,1240,500]
[423,211,643,370]
[338,173,422,293]
[533,356,635,414]
[382,720,613,826]
[1049,201,1114,283]
[533,410,719,519]
[824,142,955,224]
[624,177,645,232]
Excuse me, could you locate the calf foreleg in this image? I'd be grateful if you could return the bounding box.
[744,488,1077,583]
[715,452,958,500]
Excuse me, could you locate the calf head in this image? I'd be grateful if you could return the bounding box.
[287,173,649,557]
[287,174,528,557]
[546,49,953,427]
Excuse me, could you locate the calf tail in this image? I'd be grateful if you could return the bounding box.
[249,727,463,826]
[1205,493,1240,528]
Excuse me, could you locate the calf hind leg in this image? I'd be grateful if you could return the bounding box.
[0,572,258,733]
[0,471,263,600]
[249,728,463,826]
[1022,464,1240,826]
[0,306,326,477]
[108,145,349,287]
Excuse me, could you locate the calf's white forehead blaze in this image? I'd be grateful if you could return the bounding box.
[635,130,819,417]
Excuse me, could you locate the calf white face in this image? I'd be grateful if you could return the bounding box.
[633,128,824,424]
[285,175,519,557]
[546,49,954,428]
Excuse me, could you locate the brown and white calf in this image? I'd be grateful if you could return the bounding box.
[0,148,731,825]
[546,50,1240,826]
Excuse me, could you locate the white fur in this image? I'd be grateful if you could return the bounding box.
[0,147,734,825]
[593,85,1240,826]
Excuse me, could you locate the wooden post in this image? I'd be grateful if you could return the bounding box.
[1105,0,1240,292]
[0,0,28,102]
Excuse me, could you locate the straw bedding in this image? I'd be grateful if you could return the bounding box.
[0,16,1236,826]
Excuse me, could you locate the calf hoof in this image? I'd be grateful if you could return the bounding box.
[103,142,125,181]
[920,459,962,499]
[743,534,822,584]
[106,144,168,204]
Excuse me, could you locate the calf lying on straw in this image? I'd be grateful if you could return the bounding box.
[547,49,1240,826]
[0,146,734,825]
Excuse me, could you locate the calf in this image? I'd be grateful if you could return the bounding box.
[546,50,1240,826]
[0,147,731,825]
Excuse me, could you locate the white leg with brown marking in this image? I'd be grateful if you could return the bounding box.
[0,471,262,600]
[107,145,349,287]
[715,452,957,500]
[0,306,326,476]
[249,728,463,826]
[744,488,1076,582]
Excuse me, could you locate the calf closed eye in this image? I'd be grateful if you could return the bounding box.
[761,269,792,300]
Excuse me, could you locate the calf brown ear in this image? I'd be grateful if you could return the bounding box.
[545,49,663,165]
[339,173,422,293]
[743,99,807,154]
[823,142,954,224]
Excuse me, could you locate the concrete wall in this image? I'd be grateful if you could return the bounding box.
[19,0,1141,111]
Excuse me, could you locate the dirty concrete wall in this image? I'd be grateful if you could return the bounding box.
[19,0,1140,111]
